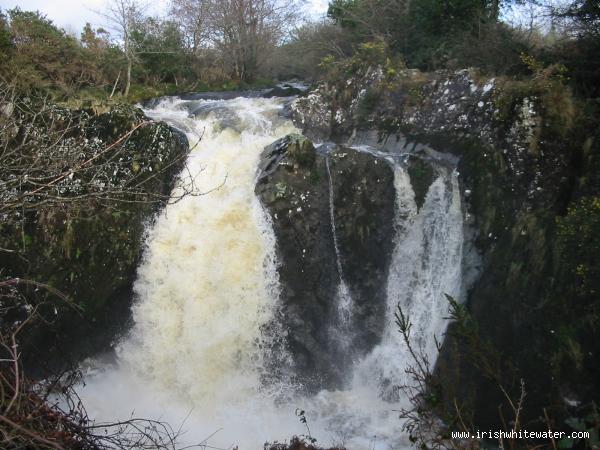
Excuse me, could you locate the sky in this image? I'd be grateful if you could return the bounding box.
[0,0,329,35]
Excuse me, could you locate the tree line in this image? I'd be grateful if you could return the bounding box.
[0,0,303,101]
[0,0,598,100]
[321,0,600,96]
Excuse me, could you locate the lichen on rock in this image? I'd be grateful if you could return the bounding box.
[291,64,598,432]
[0,100,189,375]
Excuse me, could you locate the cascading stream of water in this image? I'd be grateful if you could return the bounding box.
[352,164,464,402]
[325,156,345,283]
[325,156,354,342]
[77,94,465,450]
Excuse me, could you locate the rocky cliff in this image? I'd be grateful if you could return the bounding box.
[290,65,600,433]
[0,101,188,375]
[255,134,397,391]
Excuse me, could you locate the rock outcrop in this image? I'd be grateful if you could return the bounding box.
[291,67,600,430]
[0,102,188,375]
[255,134,396,391]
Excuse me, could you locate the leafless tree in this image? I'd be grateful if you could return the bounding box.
[208,0,303,82]
[169,0,214,53]
[97,0,148,97]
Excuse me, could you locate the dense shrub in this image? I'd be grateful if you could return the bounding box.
[556,196,600,301]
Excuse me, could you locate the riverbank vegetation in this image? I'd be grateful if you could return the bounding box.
[0,80,194,448]
[2,0,598,100]
[0,0,303,104]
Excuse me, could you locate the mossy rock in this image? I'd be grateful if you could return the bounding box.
[407,157,436,209]
[287,133,317,169]
[256,137,396,392]
[0,101,189,376]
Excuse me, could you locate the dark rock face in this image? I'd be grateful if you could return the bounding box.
[293,68,600,431]
[256,135,395,391]
[406,157,436,210]
[262,83,307,98]
[328,148,396,357]
[257,135,339,389]
[291,66,389,142]
[0,103,188,376]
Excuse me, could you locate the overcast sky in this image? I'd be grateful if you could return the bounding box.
[0,0,329,35]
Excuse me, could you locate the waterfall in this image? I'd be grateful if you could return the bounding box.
[325,156,344,281]
[325,156,354,353]
[353,164,464,402]
[77,94,465,450]
[78,96,304,446]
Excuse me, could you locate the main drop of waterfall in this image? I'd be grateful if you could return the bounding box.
[77,94,465,449]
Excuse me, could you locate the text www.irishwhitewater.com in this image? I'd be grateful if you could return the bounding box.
[451,430,590,440]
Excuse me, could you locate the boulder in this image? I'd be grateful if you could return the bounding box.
[0,102,188,376]
[256,134,396,391]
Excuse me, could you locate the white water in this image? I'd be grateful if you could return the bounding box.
[353,166,464,402]
[325,156,354,355]
[77,95,465,450]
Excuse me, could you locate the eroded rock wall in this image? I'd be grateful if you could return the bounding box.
[0,103,188,375]
[291,67,600,429]
[255,134,396,391]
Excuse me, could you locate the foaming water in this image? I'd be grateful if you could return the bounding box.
[77,95,464,450]
[121,97,290,405]
[352,166,463,403]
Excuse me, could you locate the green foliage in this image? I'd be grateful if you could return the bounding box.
[327,0,361,28]
[320,39,389,80]
[318,55,336,71]
[324,0,600,79]
[556,196,600,300]
[356,86,381,120]
[0,10,11,63]
[493,56,575,138]
[551,1,600,96]
[521,53,569,86]
[327,0,517,71]
[354,40,387,67]
[559,407,600,449]
[1,9,90,94]
[131,18,187,85]
[323,39,403,82]
[0,7,279,102]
